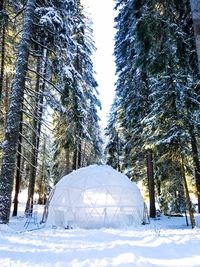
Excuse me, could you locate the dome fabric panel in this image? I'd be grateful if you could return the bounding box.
[46,165,145,229]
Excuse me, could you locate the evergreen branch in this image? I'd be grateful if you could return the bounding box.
[18,141,39,158]
[29,51,43,58]
[22,121,41,139]
[12,30,23,41]
[25,86,47,97]
[23,95,47,113]
[27,67,62,94]
[19,132,39,151]
[15,165,26,176]
[22,109,52,132]
[24,87,57,114]
[32,20,56,36]
[22,105,41,122]
[10,3,27,21]
[24,89,53,108]
[31,38,56,55]
[17,151,37,170]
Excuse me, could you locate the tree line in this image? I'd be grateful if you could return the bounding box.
[106,0,200,228]
[1,0,199,227]
[0,0,102,224]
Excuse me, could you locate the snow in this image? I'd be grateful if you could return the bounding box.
[1,203,200,266]
[63,66,73,80]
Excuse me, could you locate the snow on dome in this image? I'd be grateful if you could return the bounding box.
[44,165,145,229]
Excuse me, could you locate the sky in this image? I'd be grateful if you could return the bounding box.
[84,0,116,127]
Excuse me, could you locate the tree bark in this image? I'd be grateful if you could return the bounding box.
[157,179,161,197]
[189,124,200,213]
[146,149,156,218]
[25,48,46,213]
[25,99,38,213]
[0,0,36,224]
[72,146,78,170]
[0,0,6,103]
[180,154,195,228]
[36,50,47,204]
[4,73,9,124]
[0,1,4,11]
[65,144,70,175]
[0,7,6,103]
[38,138,46,205]
[116,131,121,171]
[190,0,200,70]
[12,110,23,216]
[77,139,82,169]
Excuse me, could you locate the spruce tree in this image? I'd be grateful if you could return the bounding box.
[52,0,102,181]
[137,0,200,216]
[0,0,36,224]
[112,0,156,217]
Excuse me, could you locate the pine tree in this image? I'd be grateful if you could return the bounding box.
[111,0,200,220]
[105,97,124,171]
[129,1,199,223]
[0,0,7,103]
[112,0,156,217]
[0,0,36,224]
[190,0,200,69]
[52,0,102,181]
[0,0,99,220]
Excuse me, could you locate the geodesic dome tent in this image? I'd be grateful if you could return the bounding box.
[44,165,145,229]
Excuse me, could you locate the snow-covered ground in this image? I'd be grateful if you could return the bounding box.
[1,204,200,267]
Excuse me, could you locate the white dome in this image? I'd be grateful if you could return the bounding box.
[46,165,145,229]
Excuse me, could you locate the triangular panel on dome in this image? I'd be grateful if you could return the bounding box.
[43,165,146,229]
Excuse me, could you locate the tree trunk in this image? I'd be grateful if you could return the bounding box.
[25,54,40,214]
[12,110,23,216]
[180,154,195,228]
[77,139,82,169]
[38,138,46,205]
[0,1,4,11]
[37,50,47,204]
[81,140,87,166]
[25,48,46,213]
[65,144,70,175]
[0,14,5,103]
[0,0,36,224]
[116,131,121,171]
[72,146,78,170]
[4,73,9,124]
[190,2,200,201]
[146,149,156,218]
[0,0,5,102]
[157,179,161,197]
[189,124,200,213]
[25,118,38,213]
[190,0,200,70]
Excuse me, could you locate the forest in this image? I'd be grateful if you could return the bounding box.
[0,0,200,231]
